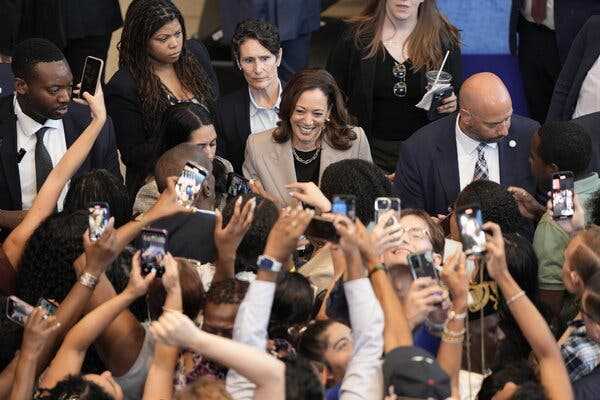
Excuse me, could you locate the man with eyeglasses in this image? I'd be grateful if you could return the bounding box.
[393,72,539,217]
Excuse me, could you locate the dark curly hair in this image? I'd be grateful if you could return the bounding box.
[36,375,114,400]
[205,278,249,305]
[268,272,314,344]
[284,356,324,400]
[538,121,592,177]
[119,0,215,143]
[222,195,279,274]
[63,169,131,228]
[478,360,542,400]
[231,19,281,63]
[455,180,531,238]
[297,319,337,366]
[273,68,357,150]
[16,210,88,305]
[320,159,392,224]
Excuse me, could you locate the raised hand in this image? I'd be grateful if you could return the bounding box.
[214,196,255,259]
[81,217,118,276]
[126,251,156,298]
[507,186,545,221]
[149,310,199,349]
[263,206,314,263]
[248,179,282,208]
[74,83,107,123]
[20,307,61,359]
[286,182,331,212]
[440,250,468,309]
[482,222,509,282]
[404,278,447,329]
[146,176,192,221]
[334,216,378,263]
[370,210,404,257]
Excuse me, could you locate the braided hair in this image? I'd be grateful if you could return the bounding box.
[119,0,215,139]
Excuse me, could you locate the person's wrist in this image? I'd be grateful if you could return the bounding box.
[19,348,42,362]
[451,299,468,314]
[82,262,106,277]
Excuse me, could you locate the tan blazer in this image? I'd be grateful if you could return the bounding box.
[242,126,372,205]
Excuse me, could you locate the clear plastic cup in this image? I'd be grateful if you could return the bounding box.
[426,70,452,91]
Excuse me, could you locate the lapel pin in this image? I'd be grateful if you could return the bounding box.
[509,140,516,148]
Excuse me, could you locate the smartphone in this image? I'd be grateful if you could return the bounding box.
[374,197,401,225]
[305,216,340,243]
[226,172,251,197]
[37,298,57,316]
[6,296,33,326]
[551,171,575,219]
[76,56,103,98]
[140,228,168,277]
[331,195,356,221]
[456,205,486,256]
[408,250,439,280]
[88,202,110,241]
[175,162,208,208]
[428,86,454,121]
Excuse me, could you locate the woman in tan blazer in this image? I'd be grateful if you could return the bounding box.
[243,68,372,206]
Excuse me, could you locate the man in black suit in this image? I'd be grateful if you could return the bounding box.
[510,0,600,123]
[216,19,283,173]
[547,16,600,122]
[0,38,120,212]
[393,72,539,216]
[0,63,14,98]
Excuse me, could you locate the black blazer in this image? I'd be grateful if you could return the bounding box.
[215,85,250,174]
[0,95,121,210]
[106,39,219,197]
[326,25,463,140]
[572,112,600,174]
[393,113,539,216]
[0,64,14,98]
[546,16,600,122]
[510,0,600,62]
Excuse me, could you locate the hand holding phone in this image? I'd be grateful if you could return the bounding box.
[226,173,251,197]
[6,296,34,325]
[305,215,339,243]
[428,86,454,121]
[140,228,168,277]
[551,171,574,219]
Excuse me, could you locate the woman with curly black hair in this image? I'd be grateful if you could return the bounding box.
[106,0,219,199]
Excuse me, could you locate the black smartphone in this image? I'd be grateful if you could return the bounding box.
[226,172,251,197]
[428,86,454,121]
[175,161,208,208]
[331,195,356,221]
[305,216,340,243]
[408,250,438,280]
[76,56,103,98]
[6,296,33,326]
[551,171,575,219]
[88,202,110,241]
[374,197,401,225]
[456,205,486,256]
[140,228,168,277]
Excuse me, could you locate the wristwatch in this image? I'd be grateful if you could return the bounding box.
[257,255,283,272]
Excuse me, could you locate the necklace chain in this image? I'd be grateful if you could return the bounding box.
[292,147,321,165]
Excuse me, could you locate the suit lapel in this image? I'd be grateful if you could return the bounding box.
[236,88,251,143]
[436,115,460,209]
[498,131,517,186]
[0,97,22,208]
[264,138,295,202]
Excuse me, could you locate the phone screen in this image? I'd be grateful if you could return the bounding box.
[374,197,401,224]
[227,173,251,197]
[175,162,207,208]
[408,250,438,280]
[140,228,168,277]
[78,56,103,97]
[6,296,33,326]
[457,206,486,255]
[88,202,110,241]
[332,195,356,220]
[305,216,339,243]
[552,172,574,219]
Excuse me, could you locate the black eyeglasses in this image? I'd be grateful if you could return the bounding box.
[393,62,407,98]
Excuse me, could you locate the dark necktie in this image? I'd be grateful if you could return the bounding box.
[472,143,489,182]
[531,0,548,24]
[35,127,53,192]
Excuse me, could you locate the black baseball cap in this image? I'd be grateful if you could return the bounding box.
[383,346,451,399]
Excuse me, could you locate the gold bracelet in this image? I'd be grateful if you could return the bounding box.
[442,333,464,344]
[506,290,526,306]
[443,326,466,338]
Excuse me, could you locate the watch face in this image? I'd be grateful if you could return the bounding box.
[258,256,281,272]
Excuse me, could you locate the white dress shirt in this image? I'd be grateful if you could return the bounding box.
[248,79,282,135]
[14,97,68,210]
[521,0,555,30]
[455,116,500,190]
[573,55,600,118]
